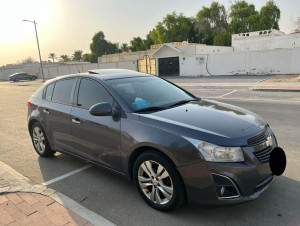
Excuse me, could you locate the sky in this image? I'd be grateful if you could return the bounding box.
[1,0,300,66]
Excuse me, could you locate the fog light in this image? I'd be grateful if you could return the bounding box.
[212,173,240,199]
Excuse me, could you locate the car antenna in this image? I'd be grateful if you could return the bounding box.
[74,62,81,73]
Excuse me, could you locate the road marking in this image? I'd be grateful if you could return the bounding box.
[217,90,237,98]
[209,97,300,104]
[42,165,92,186]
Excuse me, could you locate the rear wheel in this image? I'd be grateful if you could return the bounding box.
[133,151,186,211]
[31,122,55,157]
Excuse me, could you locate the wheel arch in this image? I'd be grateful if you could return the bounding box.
[128,146,179,181]
[28,118,40,134]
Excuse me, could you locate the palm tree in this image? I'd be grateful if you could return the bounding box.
[48,53,56,62]
[72,50,83,61]
[60,55,70,62]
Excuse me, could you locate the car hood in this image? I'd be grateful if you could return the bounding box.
[138,99,266,146]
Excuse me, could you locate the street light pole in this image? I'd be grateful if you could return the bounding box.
[23,19,45,82]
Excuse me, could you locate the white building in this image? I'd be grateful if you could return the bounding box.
[232,29,300,52]
[96,29,300,76]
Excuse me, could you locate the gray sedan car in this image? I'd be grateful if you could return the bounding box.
[27,69,285,211]
[9,72,37,82]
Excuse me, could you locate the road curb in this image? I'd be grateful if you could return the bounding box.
[249,87,300,92]
[0,161,115,226]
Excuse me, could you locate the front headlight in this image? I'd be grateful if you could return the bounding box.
[183,137,244,162]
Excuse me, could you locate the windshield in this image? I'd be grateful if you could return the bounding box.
[107,76,196,112]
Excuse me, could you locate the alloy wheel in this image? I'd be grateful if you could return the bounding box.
[32,126,46,153]
[138,160,173,205]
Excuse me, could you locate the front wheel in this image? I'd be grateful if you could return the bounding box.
[31,122,55,157]
[133,151,186,211]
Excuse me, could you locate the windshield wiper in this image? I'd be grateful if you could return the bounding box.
[135,106,166,113]
[167,99,199,109]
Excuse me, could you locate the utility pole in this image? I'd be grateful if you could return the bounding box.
[23,19,45,82]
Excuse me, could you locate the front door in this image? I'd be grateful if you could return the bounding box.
[70,78,122,171]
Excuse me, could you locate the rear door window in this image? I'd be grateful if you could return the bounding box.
[52,79,76,105]
[45,83,55,101]
[77,79,113,109]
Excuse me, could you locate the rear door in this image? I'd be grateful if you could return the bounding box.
[41,78,77,151]
[70,78,122,171]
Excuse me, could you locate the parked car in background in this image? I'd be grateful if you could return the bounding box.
[9,72,37,82]
[27,69,285,211]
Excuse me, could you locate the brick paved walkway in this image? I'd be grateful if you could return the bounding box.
[0,192,92,226]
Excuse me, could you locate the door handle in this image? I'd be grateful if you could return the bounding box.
[43,109,50,115]
[72,118,81,124]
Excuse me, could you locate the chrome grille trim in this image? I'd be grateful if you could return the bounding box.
[253,146,272,164]
[247,127,269,146]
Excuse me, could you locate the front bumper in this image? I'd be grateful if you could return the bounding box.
[178,160,274,206]
[177,126,279,206]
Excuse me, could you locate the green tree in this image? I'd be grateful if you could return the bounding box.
[89,53,98,63]
[151,12,194,44]
[229,1,260,33]
[90,31,107,57]
[129,37,146,52]
[143,31,154,49]
[259,0,280,30]
[213,31,232,46]
[82,53,91,62]
[48,53,56,62]
[195,2,228,45]
[72,50,83,61]
[90,31,120,58]
[60,55,70,62]
[21,56,35,64]
[120,43,129,52]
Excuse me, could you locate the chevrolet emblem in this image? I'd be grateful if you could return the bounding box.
[266,136,273,147]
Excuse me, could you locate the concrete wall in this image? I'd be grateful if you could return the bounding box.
[0,63,100,81]
[180,56,204,76]
[97,61,137,71]
[99,51,153,63]
[169,47,300,76]
[205,47,300,76]
[233,32,300,52]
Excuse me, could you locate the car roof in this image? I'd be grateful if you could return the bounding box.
[44,69,152,85]
[10,72,25,76]
[88,69,151,80]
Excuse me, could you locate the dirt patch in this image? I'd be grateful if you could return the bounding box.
[263,75,300,83]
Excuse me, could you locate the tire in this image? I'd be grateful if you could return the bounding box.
[15,79,19,82]
[30,122,55,157]
[133,151,186,211]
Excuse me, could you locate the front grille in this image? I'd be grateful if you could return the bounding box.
[253,146,272,163]
[247,127,269,146]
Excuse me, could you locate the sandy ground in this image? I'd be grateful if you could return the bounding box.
[263,75,300,82]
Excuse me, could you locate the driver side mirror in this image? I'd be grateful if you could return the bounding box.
[89,102,112,116]
[89,102,121,117]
